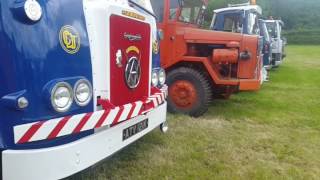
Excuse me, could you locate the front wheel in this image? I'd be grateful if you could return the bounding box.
[167,67,212,117]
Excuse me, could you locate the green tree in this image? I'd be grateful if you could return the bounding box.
[206,0,320,30]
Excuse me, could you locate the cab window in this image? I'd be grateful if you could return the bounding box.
[150,0,164,22]
[247,12,259,35]
[222,13,243,33]
[169,0,180,20]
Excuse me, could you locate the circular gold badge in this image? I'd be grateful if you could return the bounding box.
[152,40,159,54]
[59,25,80,54]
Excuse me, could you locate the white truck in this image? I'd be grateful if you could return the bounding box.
[265,20,287,67]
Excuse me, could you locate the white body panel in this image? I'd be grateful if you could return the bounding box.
[213,5,262,14]
[2,102,167,180]
[265,20,284,55]
[83,0,154,111]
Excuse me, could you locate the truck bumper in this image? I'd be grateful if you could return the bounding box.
[239,80,261,91]
[2,102,167,180]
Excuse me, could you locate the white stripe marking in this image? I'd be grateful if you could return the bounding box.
[14,122,38,143]
[150,97,158,107]
[103,107,120,126]
[29,118,62,142]
[118,104,132,122]
[82,111,105,131]
[131,101,143,118]
[58,114,86,137]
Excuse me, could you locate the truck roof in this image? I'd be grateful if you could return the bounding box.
[213,5,262,15]
[265,19,285,26]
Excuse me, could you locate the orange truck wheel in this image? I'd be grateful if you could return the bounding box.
[167,67,212,117]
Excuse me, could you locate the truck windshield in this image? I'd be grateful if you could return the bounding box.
[266,22,278,38]
[247,12,259,35]
[179,0,205,25]
[261,23,270,41]
[129,0,156,19]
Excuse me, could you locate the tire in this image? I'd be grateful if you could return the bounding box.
[167,67,212,117]
[272,53,281,68]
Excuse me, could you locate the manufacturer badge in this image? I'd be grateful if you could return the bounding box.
[124,33,142,42]
[59,25,80,54]
[125,57,141,89]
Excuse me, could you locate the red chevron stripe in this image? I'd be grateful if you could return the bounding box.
[127,102,137,119]
[14,87,168,144]
[112,106,125,125]
[95,110,110,128]
[47,116,71,139]
[73,113,93,133]
[17,121,45,144]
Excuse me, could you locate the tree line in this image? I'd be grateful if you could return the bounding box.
[206,0,320,31]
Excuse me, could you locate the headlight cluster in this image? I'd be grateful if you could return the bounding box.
[151,68,166,87]
[51,79,92,113]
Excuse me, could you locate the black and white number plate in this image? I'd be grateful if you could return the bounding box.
[123,119,148,141]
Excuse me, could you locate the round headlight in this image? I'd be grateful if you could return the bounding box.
[151,70,159,87]
[24,0,42,22]
[158,68,166,86]
[51,82,73,113]
[74,79,92,106]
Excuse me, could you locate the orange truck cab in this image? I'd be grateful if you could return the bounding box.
[150,0,263,117]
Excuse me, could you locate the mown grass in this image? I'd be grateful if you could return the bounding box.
[69,45,320,180]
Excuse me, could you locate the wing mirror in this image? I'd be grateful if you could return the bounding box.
[240,50,251,60]
[158,29,164,40]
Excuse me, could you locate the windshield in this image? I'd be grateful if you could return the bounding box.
[179,0,205,25]
[247,12,259,35]
[220,12,243,33]
[261,23,270,41]
[129,0,156,18]
[266,22,278,38]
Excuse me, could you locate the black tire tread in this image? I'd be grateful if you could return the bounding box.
[167,67,212,117]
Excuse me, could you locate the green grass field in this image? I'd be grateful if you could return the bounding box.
[69,45,320,180]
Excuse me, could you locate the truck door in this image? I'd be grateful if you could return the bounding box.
[238,11,261,79]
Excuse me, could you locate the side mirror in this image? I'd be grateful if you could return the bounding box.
[158,29,164,40]
[240,51,251,60]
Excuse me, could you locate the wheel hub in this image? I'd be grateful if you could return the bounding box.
[169,80,198,109]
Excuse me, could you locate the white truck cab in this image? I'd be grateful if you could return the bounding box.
[265,20,286,67]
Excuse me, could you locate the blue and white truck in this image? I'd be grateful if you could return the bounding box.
[0,0,167,179]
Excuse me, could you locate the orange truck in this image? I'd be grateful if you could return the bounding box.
[150,0,263,117]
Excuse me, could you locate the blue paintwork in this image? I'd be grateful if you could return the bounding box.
[0,0,94,150]
[152,32,161,69]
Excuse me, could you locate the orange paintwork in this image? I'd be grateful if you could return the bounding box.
[212,49,239,64]
[250,0,257,5]
[158,0,262,91]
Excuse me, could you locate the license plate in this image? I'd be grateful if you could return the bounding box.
[123,119,148,141]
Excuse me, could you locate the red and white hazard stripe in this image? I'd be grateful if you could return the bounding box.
[14,86,167,144]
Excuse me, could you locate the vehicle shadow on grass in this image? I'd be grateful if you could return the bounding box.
[65,131,166,180]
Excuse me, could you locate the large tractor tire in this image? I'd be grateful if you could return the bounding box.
[167,67,212,117]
